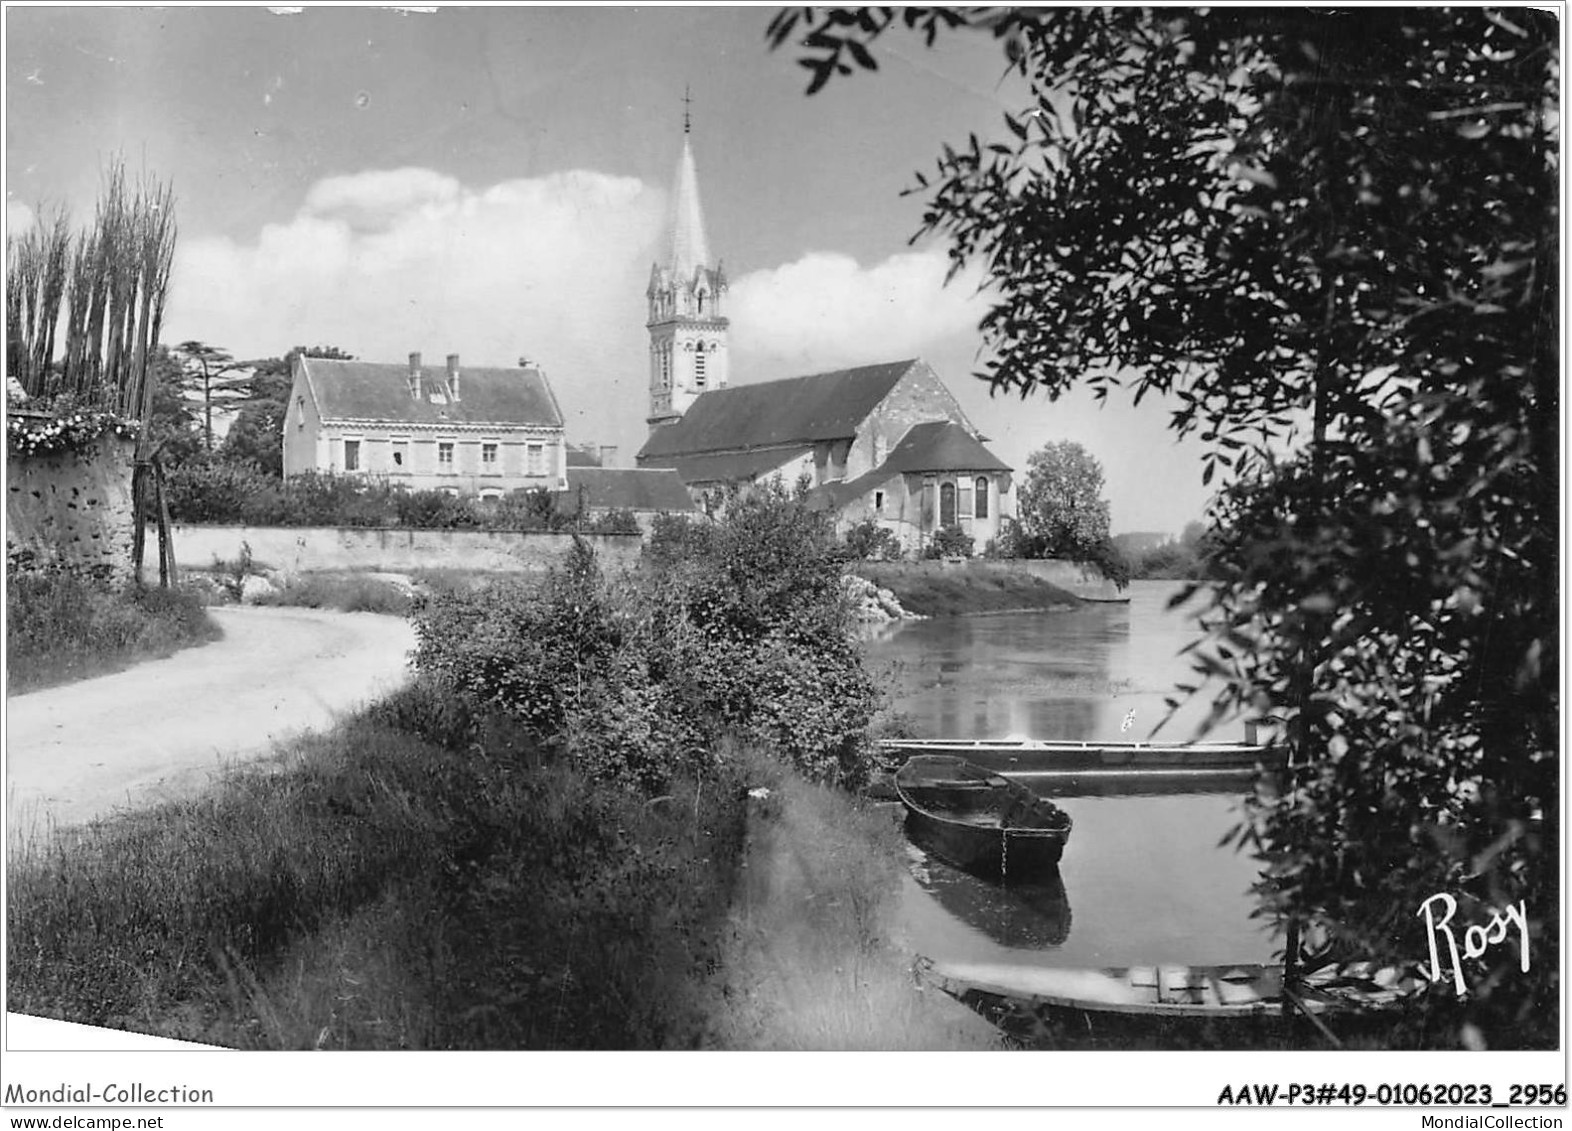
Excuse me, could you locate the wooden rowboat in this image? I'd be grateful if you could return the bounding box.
[916,957,1429,1019]
[894,755,1072,878]
[879,737,1286,780]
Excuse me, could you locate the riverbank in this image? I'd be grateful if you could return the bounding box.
[5,688,1000,1050]
[852,561,1088,617]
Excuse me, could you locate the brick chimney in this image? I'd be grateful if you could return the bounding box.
[446,353,460,402]
[408,352,423,400]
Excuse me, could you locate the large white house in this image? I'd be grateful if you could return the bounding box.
[283,352,568,497]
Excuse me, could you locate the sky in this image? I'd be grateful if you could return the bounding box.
[4,4,1216,535]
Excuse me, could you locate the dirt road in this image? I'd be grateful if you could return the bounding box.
[6,606,417,835]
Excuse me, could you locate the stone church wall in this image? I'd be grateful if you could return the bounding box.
[851,360,975,481]
[6,436,137,579]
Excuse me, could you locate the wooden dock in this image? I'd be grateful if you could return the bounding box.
[878,738,1287,781]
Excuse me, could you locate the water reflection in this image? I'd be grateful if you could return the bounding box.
[905,838,1073,950]
[871,582,1278,969]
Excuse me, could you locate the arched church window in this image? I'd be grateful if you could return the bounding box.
[694,343,707,388]
[940,482,957,527]
[697,291,705,315]
[975,477,989,519]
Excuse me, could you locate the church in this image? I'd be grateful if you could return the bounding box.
[634,118,1014,555]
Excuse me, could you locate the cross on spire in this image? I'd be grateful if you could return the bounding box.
[683,85,692,135]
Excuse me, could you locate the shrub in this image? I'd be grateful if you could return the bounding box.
[394,489,478,530]
[644,513,715,566]
[479,488,573,532]
[588,508,640,535]
[165,459,278,523]
[923,524,974,559]
[415,485,883,791]
[842,519,903,562]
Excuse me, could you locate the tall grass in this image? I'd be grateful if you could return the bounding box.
[249,572,413,615]
[6,684,750,1049]
[709,754,1004,1050]
[6,563,220,692]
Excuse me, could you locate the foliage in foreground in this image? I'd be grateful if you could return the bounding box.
[775,5,1558,1048]
[414,480,883,789]
[6,688,750,1050]
[6,553,219,692]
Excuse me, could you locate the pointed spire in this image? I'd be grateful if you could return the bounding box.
[667,99,711,282]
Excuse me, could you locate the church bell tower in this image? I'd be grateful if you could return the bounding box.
[647,91,728,430]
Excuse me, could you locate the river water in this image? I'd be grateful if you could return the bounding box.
[864,580,1281,969]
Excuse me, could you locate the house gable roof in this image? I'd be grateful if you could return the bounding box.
[637,359,918,459]
[300,357,563,428]
[881,420,1011,474]
[559,468,696,513]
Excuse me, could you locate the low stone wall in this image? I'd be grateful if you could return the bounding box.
[173,524,644,575]
[7,436,137,578]
[886,558,1124,600]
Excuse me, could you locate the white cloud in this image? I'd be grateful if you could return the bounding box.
[728,248,990,375]
[164,167,665,458]
[163,171,998,463]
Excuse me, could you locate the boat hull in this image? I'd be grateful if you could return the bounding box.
[894,755,1072,879]
[917,957,1428,1019]
[904,807,1067,874]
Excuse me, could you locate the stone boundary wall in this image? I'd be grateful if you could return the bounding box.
[6,436,137,579]
[892,557,1125,600]
[173,524,644,575]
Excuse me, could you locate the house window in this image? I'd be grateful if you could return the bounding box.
[874,490,885,514]
[478,488,503,504]
[343,440,360,472]
[438,442,455,470]
[940,482,957,527]
[526,443,546,476]
[482,442,498,468]
[391,440,408,469]
[975,477,989,519]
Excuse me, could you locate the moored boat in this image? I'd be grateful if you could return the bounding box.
[894,755,1073,878]
[916,957,1428,1019]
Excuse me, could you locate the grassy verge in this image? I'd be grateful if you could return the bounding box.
[6,684,748,1049]
[709,756,1004,1050]
[249,572,413,615]
[6,566,221,693]
[7,686,1008,1050]
[853,561,1083,617]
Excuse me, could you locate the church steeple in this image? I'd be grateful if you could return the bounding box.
[648,92,728,431]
